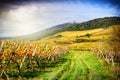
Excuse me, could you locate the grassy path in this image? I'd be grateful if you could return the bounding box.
[31,50,115,80]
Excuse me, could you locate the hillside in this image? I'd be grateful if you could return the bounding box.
[40,25,119,51]
[0,21,119,80]
[0,17,120,40]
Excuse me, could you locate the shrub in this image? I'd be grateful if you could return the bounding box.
[85,33,92,38]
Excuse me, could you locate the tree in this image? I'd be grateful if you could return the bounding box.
[85,33,92,38]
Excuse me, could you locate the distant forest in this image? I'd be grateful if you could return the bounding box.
[60,17,120,31]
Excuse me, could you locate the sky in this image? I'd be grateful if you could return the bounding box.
[0,0,120,37]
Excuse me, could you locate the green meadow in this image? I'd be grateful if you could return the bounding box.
[28,51,116,80]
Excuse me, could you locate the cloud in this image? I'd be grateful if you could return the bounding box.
[0,2,117,37]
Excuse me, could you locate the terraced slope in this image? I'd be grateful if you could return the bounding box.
[30,51,116,80]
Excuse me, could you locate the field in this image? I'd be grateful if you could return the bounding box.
[0,26,120,80]
[38,50,116,80]
[40,28,111,50]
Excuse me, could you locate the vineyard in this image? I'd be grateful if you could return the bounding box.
[0,40,69,79]
[0,40,119,80]
[0,25,120,80]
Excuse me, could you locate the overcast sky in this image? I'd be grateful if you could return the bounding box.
[0,0,120,37]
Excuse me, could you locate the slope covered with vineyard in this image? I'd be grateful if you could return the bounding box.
[0,21,120,79]
[40,26,112,51]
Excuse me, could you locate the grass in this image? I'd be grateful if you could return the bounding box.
[28,50,115,80]
[79,51,115,80]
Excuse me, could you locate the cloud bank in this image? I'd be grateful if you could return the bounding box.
[0,1,119,37]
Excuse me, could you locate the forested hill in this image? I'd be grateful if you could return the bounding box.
[60,17,120,31]
[1,17,120,40]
